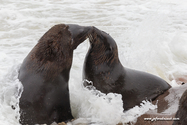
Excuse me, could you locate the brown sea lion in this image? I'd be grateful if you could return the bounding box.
[18,24,93,125]
[135,83,187,125]
[173,89,187,125]
[83,26,171,111]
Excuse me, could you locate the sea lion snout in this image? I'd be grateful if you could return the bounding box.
[67,24,93,49]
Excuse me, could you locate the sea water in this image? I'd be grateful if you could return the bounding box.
[1,0,187,125]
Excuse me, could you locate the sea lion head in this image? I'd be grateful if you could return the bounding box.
[88,26,119,65]
[34,24,93,62]
[28,24,93,79]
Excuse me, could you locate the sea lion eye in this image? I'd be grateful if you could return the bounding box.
[106,46,112,52]
[99,35,105,40]
[109,46,112,51]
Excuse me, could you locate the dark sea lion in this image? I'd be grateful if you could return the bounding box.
[18,24,92,125]
[83,26,171,111]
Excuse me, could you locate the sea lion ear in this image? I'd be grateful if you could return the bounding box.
[71,39,74,45]
[64,25,69,30]
[63,25,69,33]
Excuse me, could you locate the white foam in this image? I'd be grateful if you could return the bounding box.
[0,64,23,125]
[70,80,157,125]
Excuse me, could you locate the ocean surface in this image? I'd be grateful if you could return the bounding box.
[1,0,187,125]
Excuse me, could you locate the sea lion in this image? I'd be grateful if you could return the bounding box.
[173,89,187,125]
[135,83,187,125]
[18,24,92,125]
[83,26,171,111]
